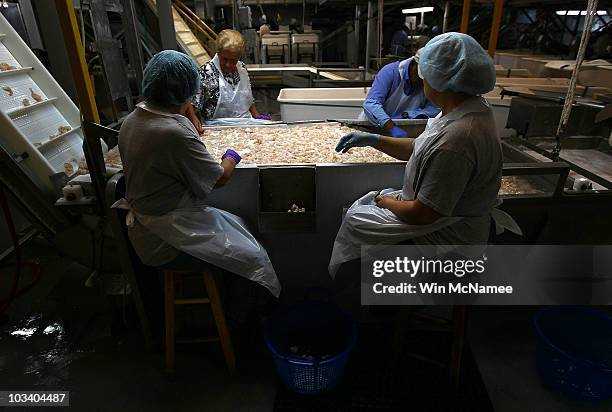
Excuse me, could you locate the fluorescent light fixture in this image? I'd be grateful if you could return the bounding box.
[556,10,608,16]
[402,7,434,14]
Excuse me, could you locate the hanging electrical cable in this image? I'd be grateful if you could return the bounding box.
[554,0,600,159]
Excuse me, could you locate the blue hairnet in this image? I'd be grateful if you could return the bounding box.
[417,32,495,95]
[142,50,200,106]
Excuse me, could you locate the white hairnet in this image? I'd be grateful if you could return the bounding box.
[417,32,496,95]
[142,50,200,106]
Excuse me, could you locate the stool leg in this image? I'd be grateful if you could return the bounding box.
[164,271,175,373]
[203,271,236,373]
[450,305,467,390]
[391,306,413,363]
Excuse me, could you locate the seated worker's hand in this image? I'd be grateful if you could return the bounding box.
[375,193,402,208]
[335,132,380,153]
[390,125,410,138]
[255,113,272,120]
[222,149,242,164]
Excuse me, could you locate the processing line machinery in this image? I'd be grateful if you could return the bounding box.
[1,4,611,297]
[72,119,611,302]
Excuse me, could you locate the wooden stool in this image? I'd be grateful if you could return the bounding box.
[164,268,236,373]
[391,305,467,390]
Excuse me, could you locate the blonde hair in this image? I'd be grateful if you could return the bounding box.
[216,29,245,54]
[259,24,271,36]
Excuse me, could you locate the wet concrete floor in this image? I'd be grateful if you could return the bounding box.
[0,238,276,411]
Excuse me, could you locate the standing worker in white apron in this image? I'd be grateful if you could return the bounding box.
[115,50,280,304]
[330,32,521,276]
[186,30,271,132]
[359,54,440,138]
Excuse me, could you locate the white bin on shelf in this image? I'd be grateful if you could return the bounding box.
[290,33,319,64]
[277,87,370,122]
[261,33,291,64]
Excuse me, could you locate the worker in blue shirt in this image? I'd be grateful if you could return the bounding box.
[359,56,440,137]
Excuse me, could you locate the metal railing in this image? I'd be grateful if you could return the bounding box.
[172,0,218,56]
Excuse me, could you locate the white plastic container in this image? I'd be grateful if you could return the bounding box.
[277,87,369,121]
[579,65,612,88]
[291,33,319,64]
[484,88,515,138]
[277,85,517,137]
[0,13,85,196]
[261,33,291,64]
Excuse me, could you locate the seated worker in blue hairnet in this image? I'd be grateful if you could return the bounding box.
[358,49,440,138]
[329,33,502,275]
[116,51,280,308]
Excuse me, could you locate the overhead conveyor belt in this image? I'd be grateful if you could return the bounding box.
[145,0,215,67]
[0,12,88,195]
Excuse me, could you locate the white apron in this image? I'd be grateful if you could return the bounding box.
[329,106,522,277]
[358,58,415,122]
[113,103,281,297]
[211,54,253,119]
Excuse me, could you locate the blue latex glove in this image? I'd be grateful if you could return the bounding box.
[390,125,410,138]
[335,132,380,153]
[222,149,241,164]
[255,113,272,120]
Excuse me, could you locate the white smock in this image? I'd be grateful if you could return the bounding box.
[212,54,254,119]
[358,58,418,122]
[113,102,281,297]
[329,102,522,277]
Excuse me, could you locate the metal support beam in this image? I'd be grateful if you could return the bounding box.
[520,8,535,25]
[156,0,176,50]
[194,0,206,20]
[365,0,373,71]
[354,3,360,68]
[31,0,78,101]
[17,0,43,49]
[552,12,575,35]
[205,0,216,20]
[54,0,100,123]
[487,0,504,57]
[378,0,383,63]
[442,0,450,33]
[232,0,237,29]
[573,12,582,35]
[460,0,471,33]
[119,0,144,93]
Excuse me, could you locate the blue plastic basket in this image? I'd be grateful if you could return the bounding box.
[264,301,357,395]
[534,306,612,403]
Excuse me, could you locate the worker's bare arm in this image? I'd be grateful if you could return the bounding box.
[214,157,236,188]
[249,104,259,118]
[374,136,415,161]
[383,120,396,131]
[376,196,440,225]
